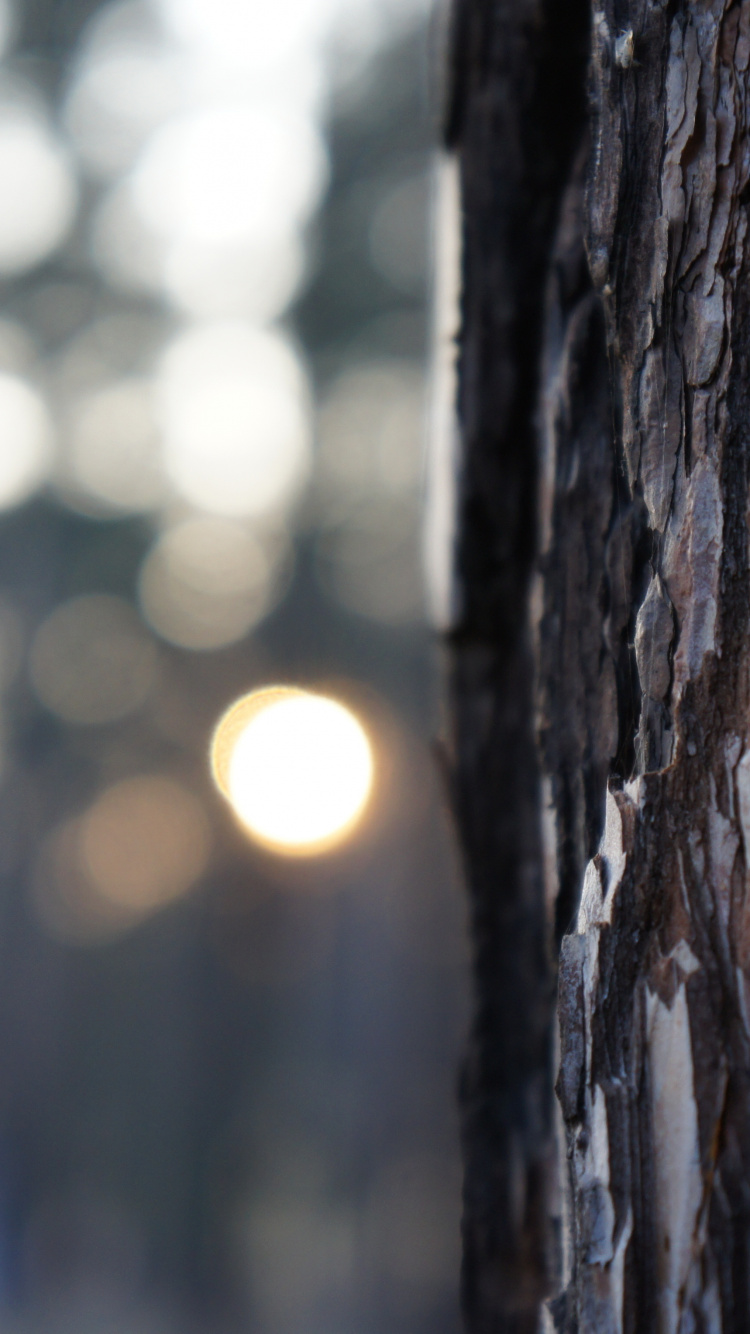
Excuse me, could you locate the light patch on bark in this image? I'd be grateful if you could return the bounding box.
[581,930,600,1079]
[708,774,739,928]
[683,281,725,386]
[635,575,673,703]
[563,790,641,1328]
[577,786,631,933]
[695,1271,723,1334]
[600,787,627,904]
[734,748,750,869]
[668,453,722,691]
[724,736,742,818]
[614,29,634,69]
[577,858,604,933]
[587,4,623,293]
[540,773,559,926]
[574,1083,616,1268]
[646,982,703,1334]
[638,349,679,533]
[564,772,706,1333]
[669,938,700,979]
[736,966,750,1039]
[610,1208,633,1334]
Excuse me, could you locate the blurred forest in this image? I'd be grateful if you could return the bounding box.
[0,1,468,1331]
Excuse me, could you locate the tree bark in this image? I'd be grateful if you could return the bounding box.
[446,1,750,1330]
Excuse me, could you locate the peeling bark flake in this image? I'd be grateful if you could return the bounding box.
[646,984,703,1334]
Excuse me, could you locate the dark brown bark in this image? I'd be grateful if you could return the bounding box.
[445,1,589,1329]
[447,1,750,1331]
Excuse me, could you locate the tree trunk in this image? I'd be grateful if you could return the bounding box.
[446,1,750,1330]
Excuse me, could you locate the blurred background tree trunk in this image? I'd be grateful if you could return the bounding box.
[446,1,750,1329]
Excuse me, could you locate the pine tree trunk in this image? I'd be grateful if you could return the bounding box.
[446,1,750,1330]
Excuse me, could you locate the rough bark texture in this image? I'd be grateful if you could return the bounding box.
[447,1,750,1331]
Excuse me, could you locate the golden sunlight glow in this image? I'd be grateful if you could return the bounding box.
[211,687,374,855]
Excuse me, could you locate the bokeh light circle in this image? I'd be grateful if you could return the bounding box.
[156,321,312,519]
[0,107,76,274]
[30,594,158,725]
[66,377,165,514]
[139,516,289,650]
[131,105,327,246]
[211,687,374,855]
[80,776,211,912]
[33,776,211,945]
[0,373,54,508]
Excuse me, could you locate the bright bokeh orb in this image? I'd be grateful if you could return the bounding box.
[211,687,374,855]
[80,776,211,911]
[64,44,186,179]
[162,231,306,322]
[139,516,289,650]
[130,106,327,247]
[0,374,54,508]
[67,377,165,513]
[0,106,76,274]
[32,776,211,945]
[92,183,306,321]
[156,322,312,518]
[156,0,337,71]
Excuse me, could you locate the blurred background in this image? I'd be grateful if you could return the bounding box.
[0,0,468,1331]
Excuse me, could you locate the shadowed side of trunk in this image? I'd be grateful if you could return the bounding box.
[445,1,589,1328]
